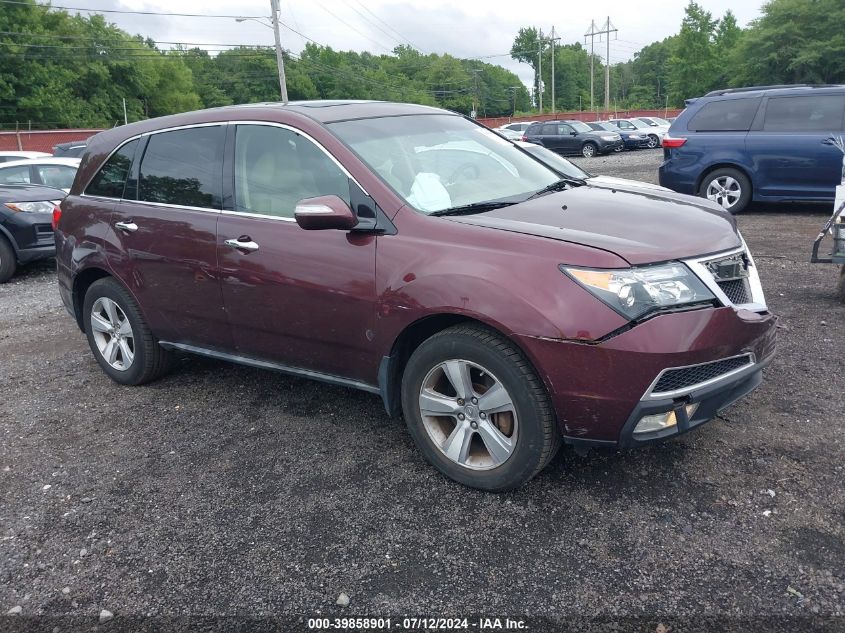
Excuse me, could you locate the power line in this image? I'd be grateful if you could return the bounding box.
[0,0,264,19]
[351,0,421,51]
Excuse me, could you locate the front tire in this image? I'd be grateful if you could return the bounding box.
[699,167,752,214]
[0,236,16,283]
[401,325,560,491]
[83,277,172,385]
[581,142,597,158]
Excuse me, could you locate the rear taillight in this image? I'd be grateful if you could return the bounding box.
[52,206,62,231]
[662,136,687,148]
[520,135,527,141]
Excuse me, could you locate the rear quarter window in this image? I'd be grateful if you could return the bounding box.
[85,139,139,198]
[687,98,761,132]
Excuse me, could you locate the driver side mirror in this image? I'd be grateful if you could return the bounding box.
[294,195,358,231]
[570,131,578,136]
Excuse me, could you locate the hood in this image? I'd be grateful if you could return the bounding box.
[0,183,66,203]
[587,175,671,193]
[447,185,740,266]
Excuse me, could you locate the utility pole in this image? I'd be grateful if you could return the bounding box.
[537,29,543,114]
[471,69,483,118]
[585,18,616,115]
[548,27,560,114]
[269,0,289,104]
[122,98,128,125]
[509,86,520,116]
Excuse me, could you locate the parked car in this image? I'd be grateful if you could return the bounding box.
[587,121,650,150]
[636,116,672,128]
[608,118,665,149]
[0,157,81,192]
[0,151,50,164]
[53,139,90,158]
[660,85,845,214]
[0,183,63,282]
[55,101,776,491]
[495,121,535,140]
[515,141,670,192]
[524,120,623,157]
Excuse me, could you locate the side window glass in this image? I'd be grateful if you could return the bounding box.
[541,124,557,135]
[0,165,31,184]
[763,95,845,132]
[139,126,224,209]
[85,139,139,198]
[558,124,574,135]
[38,165,76,190]
[688,98,761,132]
[233,125,350,219]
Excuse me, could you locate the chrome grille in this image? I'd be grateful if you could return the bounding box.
[652,355,753,395]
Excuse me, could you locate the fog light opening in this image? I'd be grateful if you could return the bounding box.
[633,403,699,436]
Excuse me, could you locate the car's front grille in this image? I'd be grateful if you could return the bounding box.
[717,278,751,304]
[652,354,753,395]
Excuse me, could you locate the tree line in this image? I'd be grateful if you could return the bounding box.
[2,0,844,129]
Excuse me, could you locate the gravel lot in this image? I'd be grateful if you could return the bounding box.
[1,149,844,630]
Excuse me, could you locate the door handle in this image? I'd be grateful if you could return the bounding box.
[224,237,260,252]
[114,221,138,233]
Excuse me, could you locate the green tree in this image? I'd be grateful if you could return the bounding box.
[668,2,719,105]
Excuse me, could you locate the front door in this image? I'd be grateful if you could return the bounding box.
[108,125,229,348]
[217,123,378,384]
[557,123,578,154]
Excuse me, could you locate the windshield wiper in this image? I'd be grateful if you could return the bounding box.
[429,201,517,217]
[526,177,585,201]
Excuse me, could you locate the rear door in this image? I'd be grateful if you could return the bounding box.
[557,123,578,153]
[108,124,229,347]
[539,123,562,152]
[747,93,845,200]
[216,122,377,383]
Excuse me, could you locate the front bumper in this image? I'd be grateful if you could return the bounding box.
[516,305,777,447]
[597,139,624,153]
[17,243,56,264]
[623,137,651,149]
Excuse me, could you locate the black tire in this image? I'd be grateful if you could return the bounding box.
[614,144,624,152]
[0,235,16,283]
[83,277,172,385]
[698,167,752,215]
[646,134,660,149]
[581,142,597,158]
[401,324,560,491]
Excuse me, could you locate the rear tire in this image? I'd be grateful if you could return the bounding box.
[401,324,560,491]
[581,142,597,158]
[699,167,752,215]
[83,277,172,385]
[0,236,16,283]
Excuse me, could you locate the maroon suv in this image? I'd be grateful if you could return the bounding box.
[55,101,777,491]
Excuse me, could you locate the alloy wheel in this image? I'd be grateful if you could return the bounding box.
[647,135,659,149]
[582,144,596,158]
[90,297,135,371]
[418,359,518,470]
[705,176,742,211]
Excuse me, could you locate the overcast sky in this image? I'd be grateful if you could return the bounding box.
[72,0,764,88]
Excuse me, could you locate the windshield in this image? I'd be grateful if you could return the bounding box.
[569,121,592,133]
[330,114,559,214]
[521,144,590,180]
[649,117,670,126]
[592,122,615,132]
[630,119,652,129]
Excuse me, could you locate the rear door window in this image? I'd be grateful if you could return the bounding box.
[85,139,139,199]
[687,98,761,131]
[541,124,557,135]
[139,126,224,209]
[763,95,845,132]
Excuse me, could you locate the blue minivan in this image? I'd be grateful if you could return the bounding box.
[659,85,845,214]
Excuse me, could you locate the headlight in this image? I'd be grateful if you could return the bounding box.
[4,201,56,213]
[600,134,618,141]
[561,263,715,320]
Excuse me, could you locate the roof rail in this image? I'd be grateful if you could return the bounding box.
[703,84,844,97]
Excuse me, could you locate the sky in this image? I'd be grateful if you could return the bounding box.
[63,0,765,89]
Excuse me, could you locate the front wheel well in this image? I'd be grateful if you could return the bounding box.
[696,163,754,197]
[72,267,111,331]
[378,315,545,419]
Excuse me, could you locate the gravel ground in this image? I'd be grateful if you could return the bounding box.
[1,149,844,631]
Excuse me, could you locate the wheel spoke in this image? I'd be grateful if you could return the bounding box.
[419,389,460,417]
[104,339,119,364]
[90,314,111,333]
[118,338,134,365]
[442,360,474,400]
[476,420,514,465]
[102,298,119,326]
[477,381,513,415]
[442,421,473,464]
[117,318,132,336]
